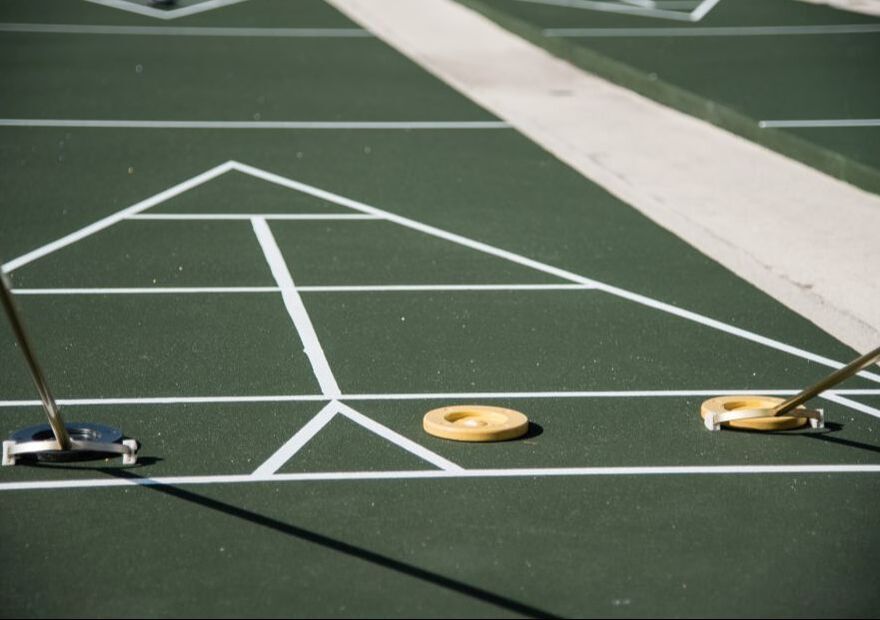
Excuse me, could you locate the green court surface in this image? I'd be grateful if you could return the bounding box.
[459,0,880,193]
[1,1,879,617]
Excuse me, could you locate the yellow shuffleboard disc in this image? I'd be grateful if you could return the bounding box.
[423,405,529,442]
[701,395,810,431]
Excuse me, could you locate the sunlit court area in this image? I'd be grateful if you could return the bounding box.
[1,0,879,617]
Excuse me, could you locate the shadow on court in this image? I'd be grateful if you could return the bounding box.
[728,422,880,455]
[22,458,562,619]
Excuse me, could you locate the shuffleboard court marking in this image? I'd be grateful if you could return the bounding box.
[1,160,235,273]
[5,160,878,384]
[12,287,283,295]
[229,161,880,384]
[2,464,880,493]
[11,284,595,295]
[2,390,878,414]
[251,400,339,476]
[248,217,464,471]
[0,23,373,37]
[759,119,880,129]
[335,401,464,471]
[127,213,383,221]
[251,400,462,475]
[82,0,251,20]
[0,119,510,130]
[510,0,721,22]
[252,216,340,398]
[544,24,880,37]
[821,392,880,420]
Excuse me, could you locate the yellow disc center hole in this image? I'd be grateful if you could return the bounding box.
[722,398,777,414]
[445,410,508,427]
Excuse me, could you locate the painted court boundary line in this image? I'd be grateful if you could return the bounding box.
[246,219,462,472]
[544,23,880,37]
[759,119,880,129]
[5,160,879,385]
[252,401,340,476]
[252,400,461,475]
[0,119,510,130]
[11,284,595,295]
[511,0,721,22]
[0,389,878,408]
[82,0,250,20]
[127,213,382,220]
[247,217,462,474]
[2,464,879,493]
[335,401,463,471]
[821,392,880,419]
[0,23,372,37]
[251,216,340,398]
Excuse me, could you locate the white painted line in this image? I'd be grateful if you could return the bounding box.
[336,401,464,471]
[230,161,605,287]
[1,161,235,273]
[626,0,703,9]
[251,400,339,476]
[2,388,878,409]
[688,0,722,21]
[0,23,372,37]
[295,283,595,292]
[545,23,880,36]
[127,213,382,220]
[0,119,510,130]
[510,0,697,22]
[821,392,880,421]
[592,283,880,384]
[12,287,281,295]
[760,119,880,129]
[2,463,879,492]
[83,0,251,20]
[230,161,880,385]
[340,388,880,399]
[252,217,341,397]
[0,395,329,408]
[11,284,593,295]
[82,0,181,19]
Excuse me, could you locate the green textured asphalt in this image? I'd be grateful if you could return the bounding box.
[1,1,879,618]
[461,0,880,191]
[1,476,879,618]
[0,34,492,121]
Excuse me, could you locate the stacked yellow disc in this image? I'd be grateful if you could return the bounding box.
[700,395,810,431]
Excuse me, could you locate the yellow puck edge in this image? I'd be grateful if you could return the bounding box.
[423,405,529,442]
[700,395,809,431]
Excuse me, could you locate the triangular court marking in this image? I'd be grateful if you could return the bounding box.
[2,161,238,272]
[82,0,251,21]
[252,400,339,476]
[510,0,722,22]
[5,159,878,385]
[251,400,462,475]
[335,401,463,472]
[225,161,880,385]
